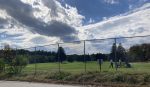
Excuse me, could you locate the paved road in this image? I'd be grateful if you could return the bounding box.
[0,81,83,87]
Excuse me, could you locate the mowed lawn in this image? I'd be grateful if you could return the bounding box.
[23,62,150,74]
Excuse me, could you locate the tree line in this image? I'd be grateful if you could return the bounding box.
[128,43,150,62]
[0,43,149,64]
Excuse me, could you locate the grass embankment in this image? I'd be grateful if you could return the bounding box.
[0,62,150,87]
[0,71,150,87]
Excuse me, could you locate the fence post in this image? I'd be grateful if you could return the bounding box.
[15,47,17,56]
[57,43,61,73]
[15,47,18,74]
[114,38,117,71]
[84,40,86,72]
[0,46,5,72]
[34,47,37,76]
[99,59,102,72]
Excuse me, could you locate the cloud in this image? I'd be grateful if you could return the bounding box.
[0,18,9,28]
[0,18,7,24]
[30,36,49,44]
[79,3,150,40]
[0,0,33,25]
[76,3,150,54]
[87,18,95,24]
[42,0,59,18]
[104,0,119,4]
[0,0,83,42]
[0,31,21,39]
[28,20,78,42]
[40,0,84,27]
[0,0,149,54]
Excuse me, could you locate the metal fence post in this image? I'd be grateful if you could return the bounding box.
[34,47,37,76]
[99,59,102,72]
[15,47,17,57]
[57,43,61,73]
[1,45,6,72]
[84,40,86,72]
[114,38,117,71]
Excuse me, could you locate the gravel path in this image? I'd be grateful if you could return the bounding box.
[0,81,83,87]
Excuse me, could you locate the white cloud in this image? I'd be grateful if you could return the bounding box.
[21,0,84,27]
[0,0,84,48]
[104,0,119,4]
[76,3,150,54]
[87,18,95,24]
[78,3,150,40]
[0,10,10,19]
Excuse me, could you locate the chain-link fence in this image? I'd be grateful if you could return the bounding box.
[0,35,150,74]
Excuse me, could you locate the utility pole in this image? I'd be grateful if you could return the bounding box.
[114,38,117,71]
[57,43,61,73]
[34,47,37,76]
[84,40,86,72]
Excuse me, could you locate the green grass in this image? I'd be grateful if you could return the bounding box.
[1,62,150,87]
[23,62,150,74]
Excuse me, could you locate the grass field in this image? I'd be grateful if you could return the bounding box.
[1,62,150,87]
[23,62,150,74]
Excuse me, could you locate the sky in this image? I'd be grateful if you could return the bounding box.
[0,0,150,53]
[59,0,149,24]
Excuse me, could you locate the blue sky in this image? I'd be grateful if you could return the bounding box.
[59,0,149,24]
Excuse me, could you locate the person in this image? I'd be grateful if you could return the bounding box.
[119,59,122,67]
[99,58,103,64]
[97,58,103,72]
[109,59,114,68]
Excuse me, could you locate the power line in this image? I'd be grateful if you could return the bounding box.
[11,35,150,50]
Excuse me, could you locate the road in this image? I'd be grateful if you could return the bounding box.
[0,81,83,87]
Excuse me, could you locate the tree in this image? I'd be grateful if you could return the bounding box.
[3,44,28,74]
[57,47,67,63]
[129,43,150,62]
[0,59,5,73]
[67,56,74,62]
[142,44,150,61]
[145,44,150,61]
[110,43,117,61]
[117,43,131,68]
[117,43,126,62]
[3,44,16,64]
[9,55,28,74]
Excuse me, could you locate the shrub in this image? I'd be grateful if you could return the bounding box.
[144,74,150,82]
[126,76,138,84]
[8,55,28,74]
[111,73,127,82]
[0,59,5,73]
[46,71,71,80]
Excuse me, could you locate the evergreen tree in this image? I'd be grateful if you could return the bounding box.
[117,43,126,62]
[57,47,67,63]
[110,43,117,61]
